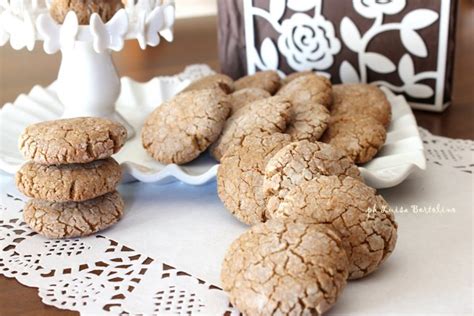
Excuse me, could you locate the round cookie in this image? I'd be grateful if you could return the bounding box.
[24,191,124,239]
[221,219,349,315]
[217,132,292,225]
[287,101,330,142]
[332,84,392,128]
[16,158,121,202]
[263,140,362,214]
[19,117,127,165]
[275,176,398,279]
[321,114,386,164]
[277,74,332,108]
[142,89,231,164]
[50,0,123,25]
[181,74,235,94]
[211,96,292,161]
[234,71,281,94]
[229,88,271,114]
[281,70,313,85]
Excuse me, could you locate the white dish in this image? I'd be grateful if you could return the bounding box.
[0,64,425,188]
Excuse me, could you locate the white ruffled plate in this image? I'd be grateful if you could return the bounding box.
[0,64,425,188]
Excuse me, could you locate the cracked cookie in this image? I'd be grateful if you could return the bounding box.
[275,176,398,279]
[142,89,231,164]
[181,74,235,94]
[322,115,386,164]
[16,158,121,202]
[19,117,127,165]
[217,132,292,225]
[229,88,271,114]
[332,84,392,128]
[234,70,281,94]
[24,191,124,239]
[210,96,292,161]
[221,218,349,315]
[287,101,330,142]
[50,0,123,24]
[276,74,332,108]
[263,140,362,215]
[281,70,313,85]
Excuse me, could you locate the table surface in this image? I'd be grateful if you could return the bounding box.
[0,1,473,315]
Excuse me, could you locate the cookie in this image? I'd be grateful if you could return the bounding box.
[16,158,121,202]
[275,176,398,279]
[263,140,362,214]
[142,89,231,164]
[181,74,235,94]
[228,88,271,114]
[286,101,330,142]
[321,115,386,164]
[332,84,392,128]
[221,219,349,315]
[19,117,127,165]
[276,74,332,108]
[281,70,313,85]
[210,96,292,161]
[234,71,281,94]
[24,191,124,239]
[217,132,292,225]
[50,0,123,24]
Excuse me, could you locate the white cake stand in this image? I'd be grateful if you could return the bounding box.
[0,0,176,138]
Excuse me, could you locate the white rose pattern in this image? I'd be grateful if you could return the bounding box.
[277,13,341,71]
[353,0,406,19]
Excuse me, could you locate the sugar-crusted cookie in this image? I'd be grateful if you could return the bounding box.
[332,84,392,128]
[50,0,123,24]
[228,88,271,114]
[275,176,398,279]
[16,158,121,202]
[221,219,349,315]
[322,115,386,164]
[142,89,231,164]
[19,117,127,165]
[211,96,292,161]
[263,140,362,214]
[217,132,292,225]
[24,191,124,239]
[234,71,281,94]
[181,74,235,94]
[277,74,332,108]
[281,70,313,85]
[287,102,330,142]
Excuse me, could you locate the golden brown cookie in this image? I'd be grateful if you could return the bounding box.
[142,89,231,164]
[181,74,235,94]
[275,176,398,279]
[24,191,124,239]
[228,88,271,114]
[287,101,330,142]
[322,115,386,164]
[277,74,333,108]
[19,117,127,165]
[234,71,281,94]
[221,219,349,315]
[50,0,123,24]
[16,158,121,202]
[210,96,292,161]
[281,70,313,85]
[217,132,292,225]
[332,84,392,128]
[263,140,362,215]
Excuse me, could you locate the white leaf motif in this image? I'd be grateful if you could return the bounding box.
[401,28,427,57]
[269,0,286,21]
[287,0,316,12]
[339,61,360,84]
[340,17,361,52]
[260,38,278,70]
[402,9,438,30]
[406,84,434,98]
[364,52,396,74]
[398,54,414,84]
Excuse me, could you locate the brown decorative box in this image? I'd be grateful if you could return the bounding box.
[218,0,458,112]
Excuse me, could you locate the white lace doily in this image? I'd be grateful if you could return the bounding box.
[0,128,472,315]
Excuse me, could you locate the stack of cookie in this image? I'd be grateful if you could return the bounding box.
[49,0,124,25]
[16,117,127,239]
